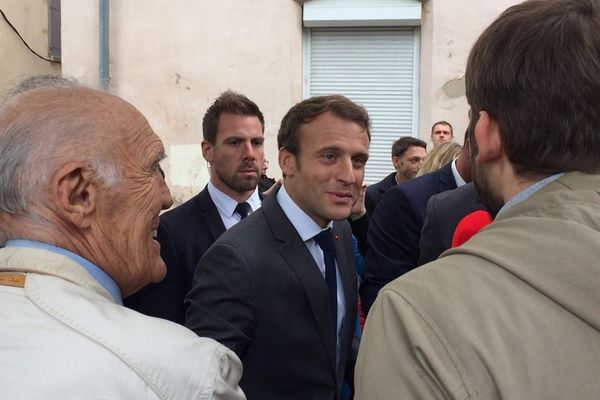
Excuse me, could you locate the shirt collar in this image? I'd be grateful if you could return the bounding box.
[451,158,467,187]
[4,239,122,304]
[497,173,564,216]
[207,180,261,217]
[277,183,333,241]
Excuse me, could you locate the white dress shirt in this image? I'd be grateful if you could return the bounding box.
[207,181,261,230]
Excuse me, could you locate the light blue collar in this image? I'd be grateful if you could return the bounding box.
[4,239,123,304]
[497,173,564,216]
[451,158,467,187]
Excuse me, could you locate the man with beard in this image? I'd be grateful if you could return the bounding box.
[125,90,265,324]
[365,136,427,216]
[355,0,600,398]
[186,95,369,399]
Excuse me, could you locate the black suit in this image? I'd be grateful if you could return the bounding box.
[365,172,397,216]
[124,186,225,324]
[418,182,485,266]
[185,191,357,400]
[361,162,457,315]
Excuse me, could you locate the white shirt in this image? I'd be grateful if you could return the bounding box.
[451,158,467,187]
[207,181,261,230]
[277,184,346,362]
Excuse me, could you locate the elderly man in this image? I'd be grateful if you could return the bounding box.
[356,0,600,398]
[0,76,244,400]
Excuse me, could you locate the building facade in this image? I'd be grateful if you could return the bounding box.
[0,0,520,203]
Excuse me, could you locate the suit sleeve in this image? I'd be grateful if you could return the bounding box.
[123,221,186,323]
[185,241,256,358]
[349,213,369,257]
[360,187,421,315]
[365,187,376,217]
[418,195,445,266]
[354,287,473,400]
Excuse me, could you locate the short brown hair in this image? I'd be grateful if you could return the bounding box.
[278,95,370,156]
[430,121,453,135]
[466,0,600,176]
[202,90,264,144]
[392,137,427,158]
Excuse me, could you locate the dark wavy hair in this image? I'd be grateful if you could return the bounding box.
[466,0,600,176]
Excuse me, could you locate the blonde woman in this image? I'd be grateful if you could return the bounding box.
[417,141,462,176]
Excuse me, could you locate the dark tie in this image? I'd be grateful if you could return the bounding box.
[314,230,338,336]
[234,202,251,220]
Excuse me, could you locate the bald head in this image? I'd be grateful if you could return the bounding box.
[0,78,148,216]
[0,76,173,294]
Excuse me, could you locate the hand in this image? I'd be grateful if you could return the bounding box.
[262,178,282,197]
[350,184,367,221]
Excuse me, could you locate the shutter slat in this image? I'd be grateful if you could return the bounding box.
[308,27,418,184]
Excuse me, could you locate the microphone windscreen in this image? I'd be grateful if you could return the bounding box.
[451,210,493,247]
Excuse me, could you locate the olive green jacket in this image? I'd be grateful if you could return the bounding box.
[356,172,600,399]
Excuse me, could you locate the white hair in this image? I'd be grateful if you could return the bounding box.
[0,75,122,216]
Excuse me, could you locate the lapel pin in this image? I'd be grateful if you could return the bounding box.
[335,235,340,241]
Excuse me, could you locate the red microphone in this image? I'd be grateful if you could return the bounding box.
[451,210,493,247]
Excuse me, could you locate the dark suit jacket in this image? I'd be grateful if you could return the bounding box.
[361,162,457,315]
[124,186,225,324]
[185,191,357,400]
[365,172,397,216]
[418,183,485,266]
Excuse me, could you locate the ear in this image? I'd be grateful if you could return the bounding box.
[51,161,97,228]
[201,140,214,162]
[474,111,503,164]
[391,156,400,169]
[278,147,296,178]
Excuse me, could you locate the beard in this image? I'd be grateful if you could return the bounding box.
[467,110,503,219]
[472,163,504,219]
[215,162,261,193]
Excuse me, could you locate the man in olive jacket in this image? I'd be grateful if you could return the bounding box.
[356,0,600,398]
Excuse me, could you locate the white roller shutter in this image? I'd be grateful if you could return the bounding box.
[305,27,419,184]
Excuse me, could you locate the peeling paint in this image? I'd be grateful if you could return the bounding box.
[442,76,465,98]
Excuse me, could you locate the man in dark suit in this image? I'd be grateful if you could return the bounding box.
[124,90,265,324]
[417,182,485,266]
[361,139,471,315]
[185,95,371,400]
[365,136,427,216]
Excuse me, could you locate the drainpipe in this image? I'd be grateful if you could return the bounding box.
[99,0,109,90]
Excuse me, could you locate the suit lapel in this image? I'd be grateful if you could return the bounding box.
[197,186,226,240]
[331,221,357,380]
[436,162,458,194]
[262,193,338,374]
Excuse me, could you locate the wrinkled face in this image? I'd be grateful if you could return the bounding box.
[393,145,427,181]
[431,123,453,147]
[203,113,264,201]
[94,111,173,297]
[281,112,369,228]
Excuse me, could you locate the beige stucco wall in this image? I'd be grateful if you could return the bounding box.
[5,0,525,203]
[419,0,521,145]
[0,0,60,86]
[62,0,303,205]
